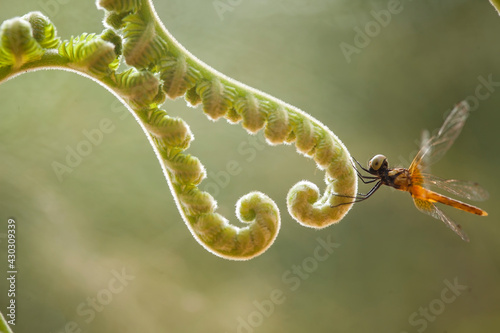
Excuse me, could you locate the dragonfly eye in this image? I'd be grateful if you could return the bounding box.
[369,154,388,172]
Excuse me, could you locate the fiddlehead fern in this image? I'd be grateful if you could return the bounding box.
[59,33,118,76]
[22,12,60,49]
[491,0,500,14]
[0,17,45,68]
[0,0,357,260]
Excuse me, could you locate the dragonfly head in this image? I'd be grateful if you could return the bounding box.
[368,154,388,175]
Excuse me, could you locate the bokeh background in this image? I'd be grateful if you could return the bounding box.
[1,0,499,332]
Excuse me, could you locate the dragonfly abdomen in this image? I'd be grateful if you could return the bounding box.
[413,188,487,216]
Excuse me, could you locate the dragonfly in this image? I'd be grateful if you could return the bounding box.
[335,101,488,241]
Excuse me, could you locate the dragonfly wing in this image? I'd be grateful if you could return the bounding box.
[420,173,489,201]
[418,129,431,174]
[413,197,470,242]
[409,101,470,175]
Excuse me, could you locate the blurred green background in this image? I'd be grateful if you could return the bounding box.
[1,0,499,332]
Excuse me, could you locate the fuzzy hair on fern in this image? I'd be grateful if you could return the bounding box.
[0,0,358,261]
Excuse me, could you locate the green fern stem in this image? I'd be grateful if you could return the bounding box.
[0,0,357,260]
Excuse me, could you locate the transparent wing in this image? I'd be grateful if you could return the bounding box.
[409,101,470,175]
[419,129,431,173]
[419,173,489,201]
[413,197,470,242]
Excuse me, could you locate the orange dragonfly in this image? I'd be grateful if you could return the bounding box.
[336,101,488,241]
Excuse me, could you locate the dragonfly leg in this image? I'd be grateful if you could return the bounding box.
[352,157,372,174]
[331,181,382,208]
[351,157,378,184]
